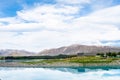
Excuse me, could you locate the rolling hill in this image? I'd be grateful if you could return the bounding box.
[38,44,120,56]
[1,44,120,56]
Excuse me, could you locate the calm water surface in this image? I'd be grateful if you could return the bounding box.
[0,67,120,80]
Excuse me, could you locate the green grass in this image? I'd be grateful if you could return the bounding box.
[66,56,115,63]
[22,59,64,64]
[21,56,119,65]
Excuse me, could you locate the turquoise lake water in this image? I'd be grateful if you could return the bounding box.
[0,67,120,80]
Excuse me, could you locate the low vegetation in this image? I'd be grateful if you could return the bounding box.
[0,54,77,60]
[21,56,119,65]
[97,52,120,58]
[1,52,120,67]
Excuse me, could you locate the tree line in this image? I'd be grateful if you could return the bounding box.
[0,52,120,60]
[0,54,77,60]
[97,52,120,57]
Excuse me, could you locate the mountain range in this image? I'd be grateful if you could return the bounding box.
[0,49,34,56]
[0,44,120,56]
[38,44,120,56]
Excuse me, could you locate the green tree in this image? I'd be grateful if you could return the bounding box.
[117,52,120,55]
[106,52,111,57]
[96,53,104,57]
[111,52,117,57]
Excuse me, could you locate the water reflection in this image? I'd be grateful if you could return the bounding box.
[49,66,120,73]
[0,67,120,80]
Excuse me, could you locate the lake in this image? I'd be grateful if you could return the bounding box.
[0,67,120,80]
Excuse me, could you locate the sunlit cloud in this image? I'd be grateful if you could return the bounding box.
[0,0,120,51]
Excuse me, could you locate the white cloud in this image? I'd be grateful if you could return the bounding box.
[90,0,114,10]
[0,3,120,51]
[56,0,91,4]
[0,4,80,32]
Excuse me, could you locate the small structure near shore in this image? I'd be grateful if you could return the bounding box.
[77,53,84,56]
[77,52,96,56]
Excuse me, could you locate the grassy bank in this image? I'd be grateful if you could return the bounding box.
[21,56,119,65]
[0,56,120,67]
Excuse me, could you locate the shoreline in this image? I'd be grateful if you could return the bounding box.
[1,56,120,68]
[1,61,120,68]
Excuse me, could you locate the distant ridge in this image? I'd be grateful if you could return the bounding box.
[0,44,120,56]
[38,44,120,56]
[0,49,35,56]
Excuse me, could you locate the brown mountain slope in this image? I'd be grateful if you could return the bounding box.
[0,49,35,56]
[38,44,120,56]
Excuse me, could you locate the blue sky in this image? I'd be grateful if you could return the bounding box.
[0,0,120,52]
[0,0,55,17]
[0,0,120,17]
